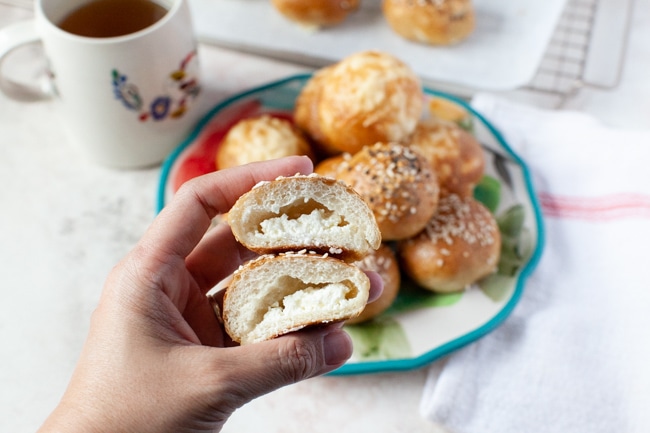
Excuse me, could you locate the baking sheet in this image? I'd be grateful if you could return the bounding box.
[188,0,568,93]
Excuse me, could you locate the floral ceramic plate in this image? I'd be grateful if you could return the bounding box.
[157,75,545,375]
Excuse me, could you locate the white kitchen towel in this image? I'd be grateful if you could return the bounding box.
[420,93,650,433]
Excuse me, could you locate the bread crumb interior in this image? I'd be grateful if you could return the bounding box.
[249,276,358,339]
[257,199,349,239]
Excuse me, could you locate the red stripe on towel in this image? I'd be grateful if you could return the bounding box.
[538,192,650,220]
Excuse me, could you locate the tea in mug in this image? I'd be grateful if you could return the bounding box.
[57,0,168,38]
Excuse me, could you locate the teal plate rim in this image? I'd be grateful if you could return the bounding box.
[156,73,546,376]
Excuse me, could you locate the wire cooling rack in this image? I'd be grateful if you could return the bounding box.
[525,0,634,99]
[1,0,635,101]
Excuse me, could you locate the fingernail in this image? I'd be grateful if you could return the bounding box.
[323,330,353,366]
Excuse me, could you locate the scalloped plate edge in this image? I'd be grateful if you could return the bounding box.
[155,74,546,375]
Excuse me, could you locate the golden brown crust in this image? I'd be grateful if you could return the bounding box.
[335,142,440,241]
[406,118,484,196]
[428,96,472,124]
[382,0,475,45]
[397,194,501,293]
[293,67,341,158]
[455,122,485,194]
[295,51,423,155]
[313,153,349,178]
[347,243,401,324]
[271,0,360,28]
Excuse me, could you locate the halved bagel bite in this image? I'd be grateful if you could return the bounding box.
[223,252,370,345]
[227,174,382,262]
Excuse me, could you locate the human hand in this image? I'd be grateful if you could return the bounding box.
[38,156,383,433]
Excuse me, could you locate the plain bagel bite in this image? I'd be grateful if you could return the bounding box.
[271,0,360,29]
[347,243,401,324]
[382,0,476,46]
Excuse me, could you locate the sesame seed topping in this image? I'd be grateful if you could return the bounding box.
[343,142,438,223]
[279,250,330,259]
[424,194,497,247]
[355,250,392,273]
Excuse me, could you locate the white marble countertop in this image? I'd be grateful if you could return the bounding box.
[1,2,649,432]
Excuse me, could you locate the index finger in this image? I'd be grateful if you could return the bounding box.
[143,156,314,260]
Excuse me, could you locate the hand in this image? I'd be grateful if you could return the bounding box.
[37,156,382,433]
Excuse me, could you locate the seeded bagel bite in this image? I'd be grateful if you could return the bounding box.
[347,243,401,324]
[335,142,440,241]
[398,193,501,293]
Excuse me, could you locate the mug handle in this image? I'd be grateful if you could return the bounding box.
[0,20,52,101]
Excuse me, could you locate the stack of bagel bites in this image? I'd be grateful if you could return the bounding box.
[218,50,501,332]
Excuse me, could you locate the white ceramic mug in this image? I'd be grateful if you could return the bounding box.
[0,0,202,168]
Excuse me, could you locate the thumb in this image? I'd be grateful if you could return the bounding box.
[214,325,352,407]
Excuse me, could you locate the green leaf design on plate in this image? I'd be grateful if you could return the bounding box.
[345,317,412,361]
[478,198,533,296]
[457,116,474,134]
[497,203,525,238]
[473,174,502,213]
[478,203,534,300]
[385,277,464,316]
[478,273,516,302]
[496,205,533,276]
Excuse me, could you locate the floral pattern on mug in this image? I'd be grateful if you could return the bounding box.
[150,96,171,120]
[112,50,200,122]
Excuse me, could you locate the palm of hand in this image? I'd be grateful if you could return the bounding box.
[39,157,377,433]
